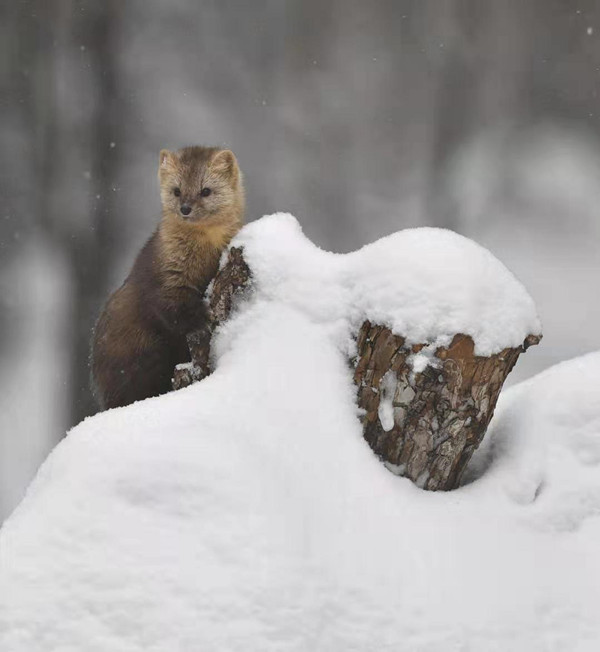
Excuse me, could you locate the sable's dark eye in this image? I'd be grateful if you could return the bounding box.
[173,187,181,197]
[200,187,212,197]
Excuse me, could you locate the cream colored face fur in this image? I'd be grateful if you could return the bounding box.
[158,146,243,225]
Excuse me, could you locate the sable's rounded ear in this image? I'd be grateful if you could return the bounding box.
[159,149,176,171]
[211,149,238,177]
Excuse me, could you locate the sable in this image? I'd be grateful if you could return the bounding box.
[91,146,244,410]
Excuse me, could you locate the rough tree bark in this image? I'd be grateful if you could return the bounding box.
[173,246,540,491]
[172,248,252,389]
[353,326,540,490]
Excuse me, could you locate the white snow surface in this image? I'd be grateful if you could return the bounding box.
[235,213,541,355]
[2,216,598,651]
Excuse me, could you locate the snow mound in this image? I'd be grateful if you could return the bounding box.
[2,217,597,650]
[235,213,541,355]
[468,351,600,532]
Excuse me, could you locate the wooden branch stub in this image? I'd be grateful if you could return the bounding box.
[174,247,252,388]
[208,247,252,324]
[354,324,538,490]
[172,359,208,391]
[172,324,213,390]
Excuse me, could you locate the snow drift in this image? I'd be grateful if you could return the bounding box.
[236,213,541,356]
[1,215,598,651]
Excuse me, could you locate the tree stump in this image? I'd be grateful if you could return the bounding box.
[353,325,540,490]
[174,246,540,491]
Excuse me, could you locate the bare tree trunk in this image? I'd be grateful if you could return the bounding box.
[68,0,123,424]
[173,246,539,491]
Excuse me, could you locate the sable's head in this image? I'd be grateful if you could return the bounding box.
[158,146,244,224]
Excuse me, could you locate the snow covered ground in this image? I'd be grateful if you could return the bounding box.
[1,216,598,651]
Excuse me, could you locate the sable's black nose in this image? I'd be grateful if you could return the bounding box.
[180,205,192,216]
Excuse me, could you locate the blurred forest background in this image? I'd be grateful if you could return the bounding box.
[2,0,600,520]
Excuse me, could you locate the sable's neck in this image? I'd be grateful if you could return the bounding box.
[159,208,243,251]
[156,210,243,289]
